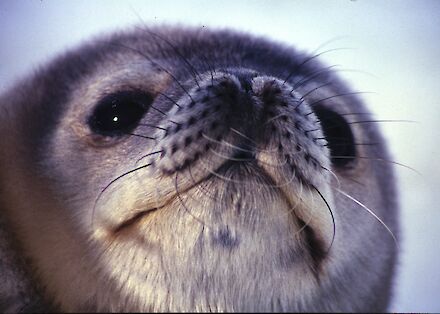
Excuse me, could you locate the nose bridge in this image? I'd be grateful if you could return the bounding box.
[213,70,260,136]
[226,68,258,94]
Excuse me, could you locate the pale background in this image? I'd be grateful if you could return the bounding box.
[0,0,439,312]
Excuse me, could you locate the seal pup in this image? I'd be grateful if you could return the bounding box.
[0,25,399,312]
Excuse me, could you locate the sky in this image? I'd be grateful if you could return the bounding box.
[0,0,439,312]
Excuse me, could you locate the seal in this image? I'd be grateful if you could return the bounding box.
[0,25,399,312]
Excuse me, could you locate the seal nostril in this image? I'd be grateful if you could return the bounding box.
[239,78,253,93]
[228,69,258,93]
[232,149,255,161]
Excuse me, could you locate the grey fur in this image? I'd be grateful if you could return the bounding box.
[0,25,398,312]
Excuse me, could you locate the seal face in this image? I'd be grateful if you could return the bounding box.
[0,26,398,312]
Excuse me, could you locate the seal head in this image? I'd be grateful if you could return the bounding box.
[0,26,399,312]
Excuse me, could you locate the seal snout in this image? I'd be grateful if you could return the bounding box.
[154,70,331,191]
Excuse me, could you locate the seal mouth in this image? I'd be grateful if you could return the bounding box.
[112,208,159,234]
[109,156,250,234]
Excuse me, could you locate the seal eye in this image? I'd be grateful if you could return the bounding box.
[88,91,153,136]
[313,106,356,167]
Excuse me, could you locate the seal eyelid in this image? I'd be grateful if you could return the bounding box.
[313,105,356,167]
[88,90,154,137]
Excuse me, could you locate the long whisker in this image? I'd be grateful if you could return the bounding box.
[296,82,333,105]
[175,144,222,202]
[323,141,380,146]
[150,105,168,117]
[157,91,182,109]
[282,47,353,85]
[332,155,421,176]
[198,149,299,188]
[128,11,203,88]
[140,27,202,87]
[229,128,259,146]
[135,150,163,166]
[204,130,279,154]
[207,144,290,168]
[307,91,373,108]
[346,119,418,125]
[321,165,341,188]
[309,36,352,56]
[105,42,195,102]
[126,133,156,140]
[311,185,336,253]
[284,182,309,229]
[340,112,371,117]
[187,163,220,201]
[174,172,211,228]
[138,123,167,131]
[92,163,152,228]
[291,65,340,92]
[335,188,398,247]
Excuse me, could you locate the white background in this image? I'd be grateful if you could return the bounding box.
[1,1,439,312]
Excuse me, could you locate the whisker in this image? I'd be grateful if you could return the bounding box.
[157,92,181,109]
[340,112,371,117]
[295,82,333,108]
[312,185,336,253]
[265,113,289,125]
[187,163,220,201]
[138,123,167,131]
[282,47,353,85]
[150,105,168,116]
[346,119,418,125]
[198,150,299,188]
[92,163,152,228]
[126,133,156,140]
[322,140,380,146]
[316,115,418,128]
[174,172,211,228]
[207,144,290,168]
[332,68,378,78]
[141,27,202,87]
[332,155,421,176]
[202,132,279,154]
[335,188,398,247]
[308,91,372,107]
[198,49,216,85]
[282,180,307,224]
[291,65,340,92]
[309,37,352,56]
[103,41,195,102]
[229,128,259,147]
[321,165,341,188]
[135,150,163,165]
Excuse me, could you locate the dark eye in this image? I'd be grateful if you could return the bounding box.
[88,91,153,136]
[313,106,356,167]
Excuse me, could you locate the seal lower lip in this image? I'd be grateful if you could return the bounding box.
[113,208,158,234]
